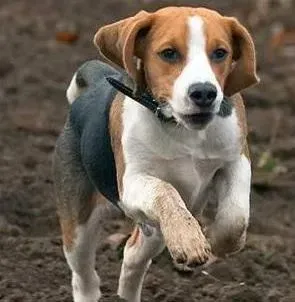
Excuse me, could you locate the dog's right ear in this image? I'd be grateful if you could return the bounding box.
[94,11,152,80]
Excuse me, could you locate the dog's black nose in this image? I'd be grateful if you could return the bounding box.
[188,82,217,107]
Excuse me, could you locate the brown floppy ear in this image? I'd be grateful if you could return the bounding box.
[224,18,260,96]
[94,10,152,79]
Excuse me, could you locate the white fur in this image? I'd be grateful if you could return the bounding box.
[64,205,103,302]
[213,154,251,233]
[120,96,242,219]
[67,73,81,104]
[118,227,164,302]
[119,86,249,300]
[171,16,223,116]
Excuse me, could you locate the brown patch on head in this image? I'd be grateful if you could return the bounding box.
[194,8,259,96]
[109,93,125,198]
[195,9,234,91]
[94,8,190,102]
[141,8,190,101]
[94,7,258,108]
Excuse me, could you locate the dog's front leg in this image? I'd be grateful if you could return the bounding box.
[122,174,211,267]
[208,154,251,257]
[118,225,164,302]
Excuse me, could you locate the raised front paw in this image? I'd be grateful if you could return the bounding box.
[160,210,211,268]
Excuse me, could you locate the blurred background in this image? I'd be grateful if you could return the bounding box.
[0,0,295,301]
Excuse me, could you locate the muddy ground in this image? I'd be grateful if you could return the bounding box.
[1,0,295,301]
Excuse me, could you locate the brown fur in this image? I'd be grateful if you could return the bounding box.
[141,8,190,101]
[126,226,141,247]
[60,218,77,251]
[94,11,152,81]
[59,193,104,251]
[78,193,98,224]
[109,93,125,197]
[223,17,260,95]
[231,93,250,160]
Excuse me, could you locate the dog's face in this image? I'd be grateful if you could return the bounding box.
[94,7,259,130]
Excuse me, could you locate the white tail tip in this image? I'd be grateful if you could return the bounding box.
[66,73,81,104]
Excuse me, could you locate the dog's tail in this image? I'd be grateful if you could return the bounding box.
[66,71,83,104]
[66,60,111,104]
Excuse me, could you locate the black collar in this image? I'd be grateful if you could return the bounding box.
[106,77,175,122]
[106,77,233,122]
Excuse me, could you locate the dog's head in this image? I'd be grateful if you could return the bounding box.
[94,7,259,129]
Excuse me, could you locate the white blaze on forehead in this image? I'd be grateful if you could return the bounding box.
[171,16,223,115]
[187,17,206,64]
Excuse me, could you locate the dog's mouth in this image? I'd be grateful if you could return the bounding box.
[178,112,214,128]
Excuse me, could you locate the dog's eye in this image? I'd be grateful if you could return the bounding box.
[210,48,228,62]
[159,48,181,63]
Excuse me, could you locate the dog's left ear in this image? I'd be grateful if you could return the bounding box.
[94,10,152,79]
[224,18,260,96]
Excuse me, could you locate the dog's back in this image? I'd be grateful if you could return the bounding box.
[56,60,124,205]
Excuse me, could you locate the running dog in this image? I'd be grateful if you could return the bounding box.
[54,6,259,302]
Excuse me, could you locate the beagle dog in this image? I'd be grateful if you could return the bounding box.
[54,6,259,302]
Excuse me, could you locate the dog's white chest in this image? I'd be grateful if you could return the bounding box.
[122,98,242,204]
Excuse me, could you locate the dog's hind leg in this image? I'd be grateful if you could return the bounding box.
[64,196,119,302]
[118,225,165,302]
[54,128,116,302]
[62,198,103,302]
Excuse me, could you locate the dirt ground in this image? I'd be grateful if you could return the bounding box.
[1,0,295,301]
